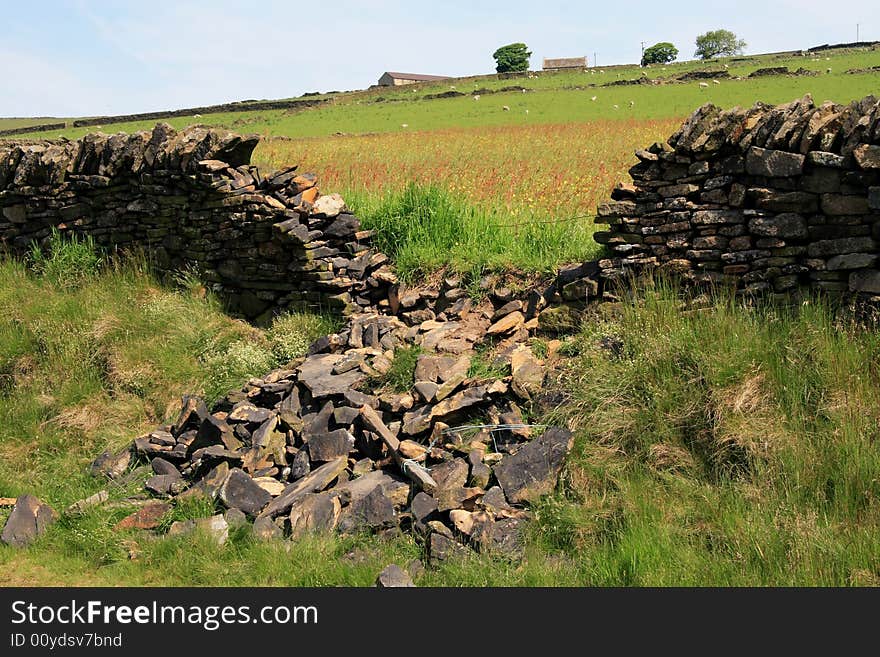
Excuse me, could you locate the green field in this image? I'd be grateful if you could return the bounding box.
[9,71,880,142]
[1,44,880,586]
[0,117,64,131]
[5,46,879,141]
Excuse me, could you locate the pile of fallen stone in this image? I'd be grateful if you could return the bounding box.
[97,359,572,560]
[2,271,587,560]
[81,269,600,559]
[0,228,606,558]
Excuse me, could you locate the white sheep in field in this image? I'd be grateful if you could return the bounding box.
[699,82,709,89]
[525,109,529,114]
[827,67,832,73]
[629,100,635,107]
[712,79,721,85]
[502,105,510,111]
[194,113,202,118]
[590,95,597,101]
[474,95,480,101]
[401,123,408,128]
[613,104,619,110]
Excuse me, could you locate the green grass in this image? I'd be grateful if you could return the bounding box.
[0,117,65,131]
[0,236,329,510]
[351,184,600,280]
[537,280,880,585]
[29,228,103,289]
[267,311,342,364]
[2,239,880,585]
[467,348,509,381]
[377,345,422,393]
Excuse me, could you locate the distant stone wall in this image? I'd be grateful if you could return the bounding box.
[595,94,880,295]
[69,98,327,130]
[0,124,395,321]
[0,122,67,137]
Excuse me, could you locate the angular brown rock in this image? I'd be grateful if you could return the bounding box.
[493,427,575,504]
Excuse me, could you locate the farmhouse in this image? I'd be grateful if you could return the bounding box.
[542,56,588,71]
[378,71,452,86]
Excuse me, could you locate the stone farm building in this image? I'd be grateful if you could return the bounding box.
[377,71,452,86]
[542,57,588,71]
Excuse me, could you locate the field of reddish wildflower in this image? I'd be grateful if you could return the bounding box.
[255,118,683,219]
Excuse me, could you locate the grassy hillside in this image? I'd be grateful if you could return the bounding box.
[5,47,875,263]
[1,45,879,586]
[10,70,880,142]
[2,241,879,586]
[6,46,879,142]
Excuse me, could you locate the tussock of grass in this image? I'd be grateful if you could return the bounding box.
[377,345,421,393]
[267,311,341,364]
[28,228,103,289]
[467,349,509,381]
[201,339,277,403]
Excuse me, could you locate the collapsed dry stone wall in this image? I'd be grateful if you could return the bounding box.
[595,94,880,295]
[0,124,395,321]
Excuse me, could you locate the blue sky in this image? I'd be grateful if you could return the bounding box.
[2,0,876,117]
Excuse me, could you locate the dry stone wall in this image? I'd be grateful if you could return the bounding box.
[0,124,395,320]
[595,94,880,295]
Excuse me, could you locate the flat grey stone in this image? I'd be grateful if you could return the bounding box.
[1,495,58,547]
[375,564,415,587]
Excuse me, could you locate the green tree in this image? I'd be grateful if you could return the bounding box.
[492,42,532,73]
[694,29,746,59]
[641,42,679,66]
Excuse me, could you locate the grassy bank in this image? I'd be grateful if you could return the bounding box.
[541,282,880,585]
[2,233,879,585]
[0,234,334,503]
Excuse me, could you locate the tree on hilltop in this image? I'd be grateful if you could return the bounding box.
[493,43,532,73]
[694,29,746,59]
[641,42,679,66]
